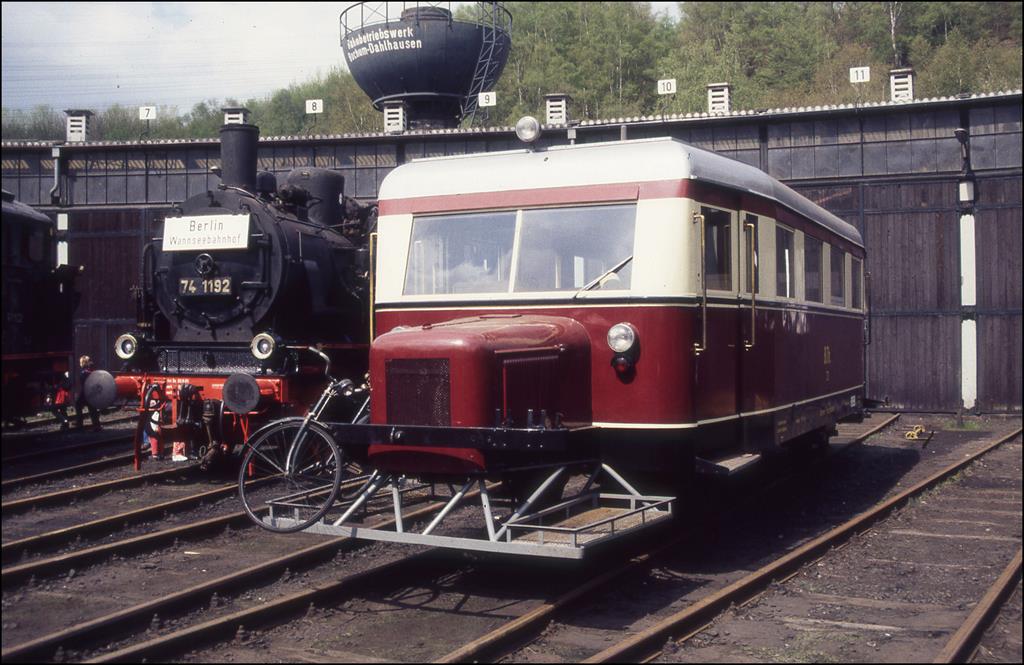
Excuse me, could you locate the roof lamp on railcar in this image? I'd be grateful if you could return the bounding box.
[250,332,279,360]
[515,116,541,144]
[114,333,139,360]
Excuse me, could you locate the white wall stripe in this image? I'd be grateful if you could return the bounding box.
[960,212,977,411]
[960,214,976,307]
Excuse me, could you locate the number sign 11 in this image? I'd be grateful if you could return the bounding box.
[849,67,871,84]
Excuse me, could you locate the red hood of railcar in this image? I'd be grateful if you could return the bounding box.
[368,314,593,473]
[373,314,589,356]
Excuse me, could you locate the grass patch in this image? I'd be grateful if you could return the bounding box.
[943,418,983,431]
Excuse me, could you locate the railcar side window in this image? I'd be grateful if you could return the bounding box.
[830,245,846,306]
[775,226,795,298]
[27,228,46,264]
[403,211,516,295]
[851,257,863,310]
[702,207,732,291]
[804,236,823,303]
[515,204,635,292]
[744,214,759,294]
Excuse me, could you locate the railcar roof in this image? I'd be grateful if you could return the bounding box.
[378,137,863,248]
[1,190,52,225]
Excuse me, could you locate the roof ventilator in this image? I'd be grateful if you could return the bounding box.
[222,107,251,125]
[707,83,731,114]
[384,103,408,134]
[889,68,915,102]
[544,93,571,126]
[64,109,94,143]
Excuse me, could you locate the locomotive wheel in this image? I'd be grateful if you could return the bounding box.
[239,418,343,533]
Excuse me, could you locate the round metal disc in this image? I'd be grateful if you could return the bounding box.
[222,372,261,414]
[84,370,117,409]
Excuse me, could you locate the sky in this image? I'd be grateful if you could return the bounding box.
[1,2,680,116]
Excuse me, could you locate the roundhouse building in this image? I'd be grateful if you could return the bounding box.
[1,88,1021,414]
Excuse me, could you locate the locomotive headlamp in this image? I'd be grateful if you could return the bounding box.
[250,332,277,360]
[114,333,139,360]
[515,116,541,144]
[606,323,637,354]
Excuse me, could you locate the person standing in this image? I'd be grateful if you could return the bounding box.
[52,371,72,431]
[75,355,101,431]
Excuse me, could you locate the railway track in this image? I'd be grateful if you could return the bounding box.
[1,448,155,494]
[0,409,133,435]
[1,486,473,661]
[1,432,135,467]
[5,416,1018,663]
[934,549,1022,663]
[1,463,200,515]
[579,426,1022,663]
[1,474,266,565]
[4,415,898,662]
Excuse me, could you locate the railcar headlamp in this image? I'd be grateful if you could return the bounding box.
[515,116,541,144]
[250,332,277,360]
[606,323,637,354]
[114,333,139,360]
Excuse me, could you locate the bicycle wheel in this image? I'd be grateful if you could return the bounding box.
[239,418,342,533]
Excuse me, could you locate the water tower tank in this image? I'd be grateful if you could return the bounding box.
[340,2,512,129]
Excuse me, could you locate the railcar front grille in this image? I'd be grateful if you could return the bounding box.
[157,348,263,375]
[386,358,451,426]
[501,353,559,426]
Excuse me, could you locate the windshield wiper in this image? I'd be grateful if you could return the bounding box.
[572,255,633,299]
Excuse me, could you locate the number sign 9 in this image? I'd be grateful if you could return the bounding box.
[478,91,496,107]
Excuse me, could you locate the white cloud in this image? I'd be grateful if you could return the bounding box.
[1,2,357,113]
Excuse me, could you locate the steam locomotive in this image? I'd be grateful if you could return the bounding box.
[1,190,80,427]
[86,110,373,466]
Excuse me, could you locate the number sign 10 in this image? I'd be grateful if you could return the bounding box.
[657,79,677,95]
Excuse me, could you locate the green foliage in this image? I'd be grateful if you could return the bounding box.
[482,2,674,123]
[1,2,1020,141]
[1,105,63,140]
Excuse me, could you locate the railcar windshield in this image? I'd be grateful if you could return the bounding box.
[403,203,636,296]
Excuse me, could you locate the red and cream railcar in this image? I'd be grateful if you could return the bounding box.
[252,132,867,557]
[361,136,865,482]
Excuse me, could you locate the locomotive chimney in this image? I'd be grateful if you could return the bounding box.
[219,106,259,192]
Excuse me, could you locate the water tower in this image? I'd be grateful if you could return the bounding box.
[340,2,512,130]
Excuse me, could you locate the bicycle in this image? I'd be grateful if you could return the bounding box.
[238,347,368,533]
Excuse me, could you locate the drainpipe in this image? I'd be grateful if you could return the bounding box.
[49,146,62,204]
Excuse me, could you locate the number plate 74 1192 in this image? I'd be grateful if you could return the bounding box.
[179,277,232,295]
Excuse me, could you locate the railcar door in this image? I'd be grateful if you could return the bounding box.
[693,205,740,451]
[737,211,767,449]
